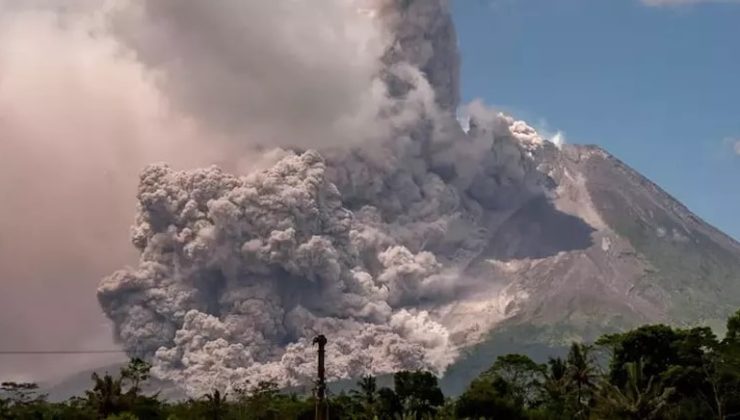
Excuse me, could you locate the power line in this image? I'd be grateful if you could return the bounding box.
[0,350,126,355]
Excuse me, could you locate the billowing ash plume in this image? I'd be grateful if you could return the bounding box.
[99,0,553,395]
[98,152,457,394]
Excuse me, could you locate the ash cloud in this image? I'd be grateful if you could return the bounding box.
[109,0,390,149]
[0,0,555,391]
[96,0,557,395]
[98,152,460,394]
[0,0,290,380]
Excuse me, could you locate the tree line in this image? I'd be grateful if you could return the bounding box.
[2,309,740,419]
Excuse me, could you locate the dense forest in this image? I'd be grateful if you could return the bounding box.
[3,310,740,419]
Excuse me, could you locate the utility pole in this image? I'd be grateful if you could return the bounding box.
[313,334,328,420]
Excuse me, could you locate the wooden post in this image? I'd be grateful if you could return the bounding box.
[313,334,328,420]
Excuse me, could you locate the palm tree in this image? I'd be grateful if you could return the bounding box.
[350,375,379,418]
[595,360,675,420]
[543,357,569,417]
[204,389,228,420]
[85,372,126,418]
[352,375,378,406]
[566,343,599,418]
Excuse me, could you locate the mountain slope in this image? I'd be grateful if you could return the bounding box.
[440,143,740,394]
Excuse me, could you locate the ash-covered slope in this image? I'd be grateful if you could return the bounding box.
[505,143,740,333]
[441,143,740,394]
[575,145,740,323]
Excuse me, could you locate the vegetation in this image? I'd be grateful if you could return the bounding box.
[3,310,740,419]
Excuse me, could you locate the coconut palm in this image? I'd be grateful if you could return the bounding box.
[203,389,228,420]
[351,375,379,417]
[595,360,675,420]
[565,343,599,418]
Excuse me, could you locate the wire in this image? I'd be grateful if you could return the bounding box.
[0,350,125,354]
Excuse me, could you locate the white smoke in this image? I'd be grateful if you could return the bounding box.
[551,132,567,150]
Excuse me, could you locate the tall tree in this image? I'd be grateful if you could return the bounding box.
[455,376,525,420]
[377,387,403,420]
[203,389,228,420]
[350,375,378,418]
[696,311,740,420]
[85,373,127,418]
[393,370,445,419]
[565,343,599,418]
[541,357,571,419]
[594,360,675,420]
[482,353,547,408]
[120,358,152,397]
[240,381,283,420]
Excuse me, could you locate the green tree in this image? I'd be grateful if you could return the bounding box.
[203,389,228,420]
[455,376,525,420]
[482,353,547,408]
[350,375,378,418]
[599,325,675,386]
[565,343,599,418]
[594,360,675,420]
[695,311,740,420]
[121,357,152,397]
[696,350,738,420]
[0,382,49,419]
[240,381,284,420]
[105,413,139,420]
[540,357,572,419]
[393,370,444,419]
[726,309,740,343]
[0,382,45,405]
[377,387,403,419]
[119,357,163,420]
[599,324,724,418]
[85,373,128,419]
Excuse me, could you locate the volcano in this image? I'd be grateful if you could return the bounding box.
[439,141,740,393]
[91,0,740,396]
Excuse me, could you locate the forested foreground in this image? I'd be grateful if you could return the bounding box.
[4,310,740,419]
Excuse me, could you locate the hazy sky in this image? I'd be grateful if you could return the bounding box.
[452,0,740,240]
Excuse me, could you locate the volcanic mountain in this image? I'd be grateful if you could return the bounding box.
[89,0,740,396]
[439,141,740,393]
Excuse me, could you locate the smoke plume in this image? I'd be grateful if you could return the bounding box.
[0,0,555,390]
[94,0,556,395]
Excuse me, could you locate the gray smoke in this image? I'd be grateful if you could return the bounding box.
[95,0,556,395]
[109,0,389,149]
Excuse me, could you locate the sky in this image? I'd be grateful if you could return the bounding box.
[452,0,740,240]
